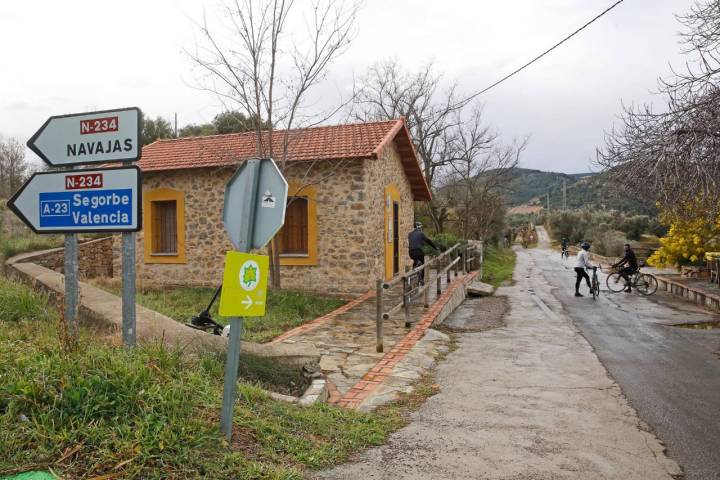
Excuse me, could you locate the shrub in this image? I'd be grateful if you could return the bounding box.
[618,215,650,241]
[428,232,462,252]
[648,214,719,267]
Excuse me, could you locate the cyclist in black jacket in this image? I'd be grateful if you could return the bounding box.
[613,243,639,293]
[408,222,439,269]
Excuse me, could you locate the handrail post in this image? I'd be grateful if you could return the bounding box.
[454,249,459,278]
[460,246,466,275]
[376,279,383,353]
[446,259,451,284]
[437,274,442,296]
[423,264,430,308]
[402,268,411,328]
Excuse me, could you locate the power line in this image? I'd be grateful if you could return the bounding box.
[468,0,626,100]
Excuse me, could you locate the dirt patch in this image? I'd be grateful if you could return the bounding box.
[441,296,508,332]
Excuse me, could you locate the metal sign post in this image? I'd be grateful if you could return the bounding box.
[64,231,79,338]
[219,158,288,442]
[122,162,137,347]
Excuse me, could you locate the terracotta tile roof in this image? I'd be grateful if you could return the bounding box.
[138,118,431,200]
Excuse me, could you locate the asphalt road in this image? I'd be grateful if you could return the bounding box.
[530,243,720,480]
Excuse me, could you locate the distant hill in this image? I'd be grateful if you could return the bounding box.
[501,168,657,216]
[500,168,594,206]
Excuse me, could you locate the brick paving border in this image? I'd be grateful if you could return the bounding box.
[270,289,375,344]
[336,271,481,409]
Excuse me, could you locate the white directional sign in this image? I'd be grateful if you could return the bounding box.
[223,158,288,251]
[27,107,142,167]
[7,166,142,234]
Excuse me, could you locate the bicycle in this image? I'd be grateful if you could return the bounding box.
[589,266,600,300]
[606,265,658,296]
[561,247,569,260]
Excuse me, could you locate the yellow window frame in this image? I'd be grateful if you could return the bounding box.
[279,183,318,266]
[143,188,186,264]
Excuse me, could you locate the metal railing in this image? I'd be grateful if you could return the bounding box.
[375,241,483,352]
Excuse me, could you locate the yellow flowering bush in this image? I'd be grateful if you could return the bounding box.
[648,214,720,267]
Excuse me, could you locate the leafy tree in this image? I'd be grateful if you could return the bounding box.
[213,111,267,134]
[177,112,268,138]
[142,116,174,145]
[178,123,217,137]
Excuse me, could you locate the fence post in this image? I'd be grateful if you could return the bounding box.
[402,273,412,328]
[454,249,459,278]
[423,264,430,308]
[437,275,442,296]
[376,279,383,353]
[460,246,466,275]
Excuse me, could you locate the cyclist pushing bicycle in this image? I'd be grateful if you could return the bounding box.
[574,242,597,297]
[611,243,638,293]
[561,237,569,259]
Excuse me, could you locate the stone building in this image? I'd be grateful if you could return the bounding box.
[115,118,431,296]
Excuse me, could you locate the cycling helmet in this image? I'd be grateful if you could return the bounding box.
[414,221,423,230]
[581,242,591,250]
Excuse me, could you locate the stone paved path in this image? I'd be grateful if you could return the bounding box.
[273,268,471,407]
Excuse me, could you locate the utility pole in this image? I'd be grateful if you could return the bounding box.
[546,192,550,213]
[563,179,567,210]
[174,112,178,138]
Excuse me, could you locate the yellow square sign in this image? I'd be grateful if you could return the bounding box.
[219,251,269,317]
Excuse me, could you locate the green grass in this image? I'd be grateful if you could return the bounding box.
[0,276,404,479]
[0,234,63,259]
[92,280,345,343]
[481,245,517,288]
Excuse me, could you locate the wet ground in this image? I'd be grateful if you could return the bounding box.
[533,236,720,480]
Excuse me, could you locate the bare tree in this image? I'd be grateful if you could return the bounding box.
[352,60,474,231]
[0,137,29,199]
[437,107,526,240]
[598,0,720,221]
[186,0,361,287]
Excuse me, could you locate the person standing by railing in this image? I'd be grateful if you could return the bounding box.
[408,221,439,271]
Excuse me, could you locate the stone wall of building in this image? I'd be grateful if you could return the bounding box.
[114,142,422,295]
[25,236,113,279]
[280,159,372,295]
[364,142,417,279]
[112,166,236,287]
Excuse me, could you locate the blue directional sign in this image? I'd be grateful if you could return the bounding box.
[8,166,141,234]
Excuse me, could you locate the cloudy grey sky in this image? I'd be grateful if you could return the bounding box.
[0,0,697,173]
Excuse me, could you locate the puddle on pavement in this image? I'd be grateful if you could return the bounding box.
[673,321,720,330]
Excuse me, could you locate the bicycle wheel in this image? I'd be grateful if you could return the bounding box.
[606,272,626,293]
[593,277,600,300]
[635,274,658,296]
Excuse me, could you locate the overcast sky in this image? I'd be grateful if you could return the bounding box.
[0,0,697,173]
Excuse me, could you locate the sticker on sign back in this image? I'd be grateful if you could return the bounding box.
[219,251,269,317]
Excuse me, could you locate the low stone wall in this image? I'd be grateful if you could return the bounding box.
[433,271,480,327]
[656,275,720,313]
[3,252,320,368]
[19,236,114,279]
